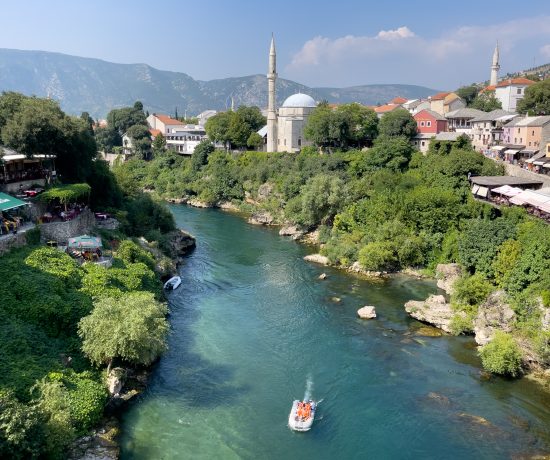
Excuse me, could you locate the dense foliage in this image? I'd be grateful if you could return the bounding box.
[517,78,550,115]
[478,331,523,377]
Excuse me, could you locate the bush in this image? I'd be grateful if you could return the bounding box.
[452,274,493,307]
[478,331,523,377]
[449,312,475,336]
[115,239,155,270]
[358,241,397,271]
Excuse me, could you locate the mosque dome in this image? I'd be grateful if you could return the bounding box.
[282,93,317,108]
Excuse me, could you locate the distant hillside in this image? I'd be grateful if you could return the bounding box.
[0,48,438,118]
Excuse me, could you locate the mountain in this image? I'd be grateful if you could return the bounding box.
[0,48,439,118]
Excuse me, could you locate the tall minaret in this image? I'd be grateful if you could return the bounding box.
[490,42,500,87]
[267,35,277,152]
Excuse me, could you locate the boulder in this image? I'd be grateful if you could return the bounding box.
[248,211,274,226]
[218,201,240,211]
[301,229,320,245]
[357,306,377,319]
[318,273,327,280]
[303,254,330,265]
[279,224,304,240]
[436,263,462,295]
[187,199,212,208]
[473,290,515,345]
[165,229,196,262]
[404,295,454,333]
[106,368,126,396]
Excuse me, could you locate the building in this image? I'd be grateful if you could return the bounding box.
[495,78,534,112]
[265,36,316,153]
[0,147,56,194]
[445,108,485,138]
[470,109,516,152]
[374,103,404,118]
[196,110,217,126]
[501,116,550,164]
[429,92,466,115]
[411,109,448,153]
[147,114,206,155]
[402,99,430,115]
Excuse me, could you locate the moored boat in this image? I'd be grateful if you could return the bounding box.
[288,399,316,432]
[164,276,182,290]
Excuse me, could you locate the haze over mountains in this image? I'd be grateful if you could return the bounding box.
[0,48,439,118]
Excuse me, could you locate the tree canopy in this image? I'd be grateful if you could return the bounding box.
[377,109,417,139]
[470,91,502,112]
[517,78,550,115]
[205,106,265,150]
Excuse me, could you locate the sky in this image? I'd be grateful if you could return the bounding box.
[0,0,549,90]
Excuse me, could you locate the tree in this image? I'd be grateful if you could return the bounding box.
[471,91,502,111]
[378,109,417,139]
[456,85,479,106]
[338,103,378,147]
[95,126,121,153]
[106,102,147,136]
[303,103,334,150]
[478,331,523,377]
[516,78,550,115]
[80,112,94,134]
[0,91,26,131]
[362,136,414,172]
[78,292,168,370]
[247,132,263,150]
[205,111,234,149]
[152,132,166,154]
[126,124,152,159]
[191,140,215,171]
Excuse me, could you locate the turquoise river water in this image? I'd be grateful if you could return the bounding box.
[120,205,550,459]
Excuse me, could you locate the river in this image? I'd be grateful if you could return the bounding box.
[120,205,550,459]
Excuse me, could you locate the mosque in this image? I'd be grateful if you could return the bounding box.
[263,36,317,153]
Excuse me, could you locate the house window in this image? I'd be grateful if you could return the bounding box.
[298,139,302,146]
[284,139,287,146]
[532,130,535,136]
[517,88,522,95]
[529,142,532,146]
[426,121,431,127]
[514,138,517,143]
[420,121,425,127]
[421,141,425,147]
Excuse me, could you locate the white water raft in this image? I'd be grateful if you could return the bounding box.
[288,400,316,432]
[164,276,182,290]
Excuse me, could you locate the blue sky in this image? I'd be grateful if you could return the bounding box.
[0,0,549,89]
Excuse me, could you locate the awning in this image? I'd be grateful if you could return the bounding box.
[534,160,547,166]
[510,190,550,207]
[491,185,523,197]
[524,150,544,162]
[491,145,506,151]
[543,163,550,168]
[67,235,103,249]
[476,186,489,198]
[0,192,28,212]
[504,149,520,155]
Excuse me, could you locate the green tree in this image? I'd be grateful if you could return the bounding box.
[191,140,215,171]
[303,103,334,150]
[516,78,550,115]
[247,132,264,150]
[0,91,26,132]
[456,85,479,106]
[362,136,414,172]
[78,292,168,370]
[205,111,234,149]
[338,103,378,147]
[126,124,152,159]
[106,102,147,136]
[378,109,417,139]
[478,331,523,377]
[471,92,502,111]
[151,132,166,154]
[94,126,121,153]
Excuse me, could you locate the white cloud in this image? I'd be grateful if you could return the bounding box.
[286,16,550,88]
[376,26,415,41]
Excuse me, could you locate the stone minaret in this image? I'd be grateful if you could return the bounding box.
[490,42,500,87]
[267,35,277,152]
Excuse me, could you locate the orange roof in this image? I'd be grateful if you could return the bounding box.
[496,78,535,88]
[154,114,184,125]
[430,92,450,101]
[149,129,161,137]
[390,96,407,104]
[375,104,401,113]
[480,85,496,93]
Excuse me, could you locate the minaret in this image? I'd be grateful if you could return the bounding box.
[267,35,277,152]
[490,42,500,87]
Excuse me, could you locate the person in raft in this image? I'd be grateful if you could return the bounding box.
[296,402,311,421]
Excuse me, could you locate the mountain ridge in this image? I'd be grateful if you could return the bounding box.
[0,48,440,118]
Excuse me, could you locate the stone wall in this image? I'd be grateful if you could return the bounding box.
[0,231,30,255]
[2,179,46,194]
[39,209,95,243]
[504,163,550,188]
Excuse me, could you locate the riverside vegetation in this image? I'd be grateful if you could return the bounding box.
[113,106,550,382]
[0,93,177,458]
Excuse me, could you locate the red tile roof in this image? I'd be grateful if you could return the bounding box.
[430,92,450,101]
[390,97,407,104]
[375,104,402,113]
[480,85,496,93]
[154,114,184,125]
[149,129,161,137]
[496,78,535,88]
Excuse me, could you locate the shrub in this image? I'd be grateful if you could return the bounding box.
[116,239,155,270]
[478,331,523,377]
[449,312,474,336]
[358,241,397,271]
[452,274,493,307]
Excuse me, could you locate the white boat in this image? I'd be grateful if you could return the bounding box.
[288,399,316,432]
[163,276,182,290]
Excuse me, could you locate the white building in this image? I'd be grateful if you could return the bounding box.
[495,78,534,112]
[197,110,217,126]
[445,108,485,139]
[147,113,206,155]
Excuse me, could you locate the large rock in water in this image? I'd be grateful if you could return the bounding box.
[279,224,304,240]
[404,295,454,333]
[165,229,196,265]
[303,254,330,265]
[473,290,515,345]
[357,306,377,319]
[436,264,462,295]
[106,368,126,396]
[248,211,274,225]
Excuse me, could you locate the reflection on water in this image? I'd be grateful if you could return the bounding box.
[120,206,550,460]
